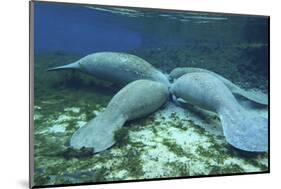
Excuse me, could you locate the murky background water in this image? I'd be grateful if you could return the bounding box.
[32,1,269,187]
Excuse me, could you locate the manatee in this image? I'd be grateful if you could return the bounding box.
[169,67,268,105]
[171,72,268,152]
[70,80,169,153]
[47,52,170,87]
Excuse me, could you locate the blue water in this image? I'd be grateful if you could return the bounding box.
[34,3,143,54]
[34,2,268,55]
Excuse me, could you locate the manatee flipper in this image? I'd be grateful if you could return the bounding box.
[231,87,268,106]
[169,67,268,105]
[171,72,268,152]
[70,80,169,153]
[219,109,268,152]
[47,62,80,71]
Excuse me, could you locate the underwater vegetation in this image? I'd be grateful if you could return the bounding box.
[33,42,268,186]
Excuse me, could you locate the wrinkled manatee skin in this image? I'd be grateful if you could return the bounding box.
[171,73,268,152]
[70,80,169,153]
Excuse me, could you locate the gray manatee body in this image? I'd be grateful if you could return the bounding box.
[169,67,268,105]
[171,72,268,152]
[70,80,169,153]
[47,52,170,87]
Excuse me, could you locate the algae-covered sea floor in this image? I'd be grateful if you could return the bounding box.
[32,46,268,186]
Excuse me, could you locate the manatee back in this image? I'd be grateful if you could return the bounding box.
[170,67,268,106]
[169,67,205,80]
[171,72,236,112]
[81,52,168,85]
[107,79,169,120]
[170,67,235,90]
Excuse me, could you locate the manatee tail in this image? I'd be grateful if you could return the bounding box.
[219,109,268,152]
[70,111,127,153]
[46,62,80,72]
[208,70,268,106]
[232,88,268,106]
[213,73,268,106]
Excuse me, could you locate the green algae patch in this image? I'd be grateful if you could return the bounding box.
[162,138,187,157]
[209,164,244,175]
[114,127,130,147]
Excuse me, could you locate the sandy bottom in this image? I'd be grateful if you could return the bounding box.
[33,99,268,186]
